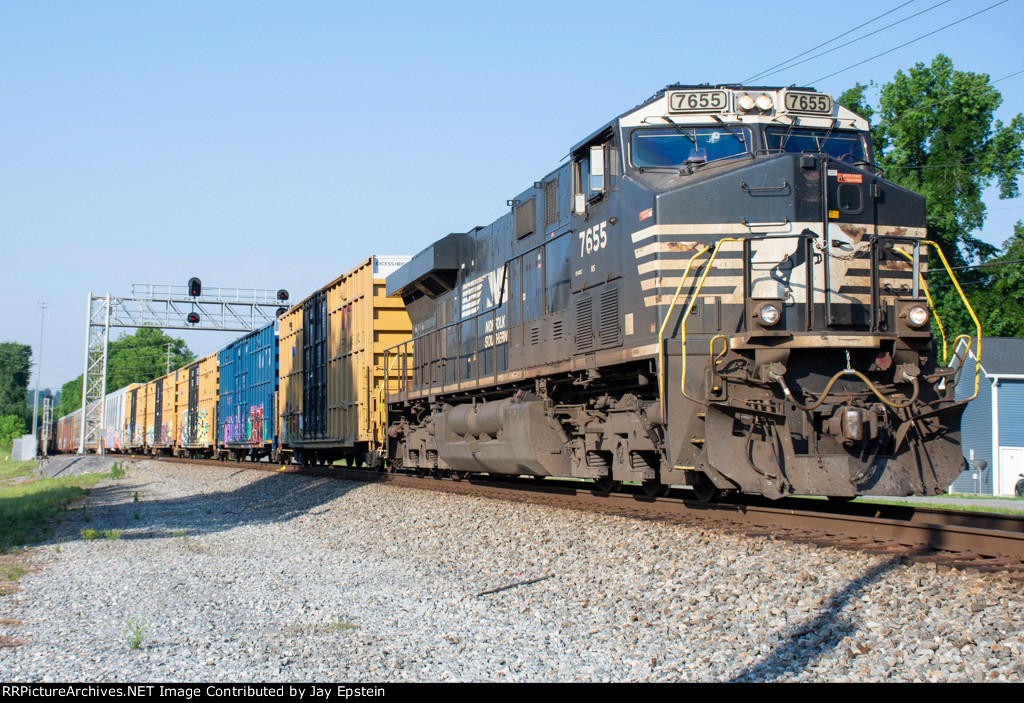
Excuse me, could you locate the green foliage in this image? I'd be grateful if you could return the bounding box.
[977,221,1024,337]
[58,376,82,418]
[58,328,195,416]
[0,472,105,552]
[0,415,27,448]
[80,528,99,541]
[109,462,126,479]
[104,528,122,540]
[124,617,148,649]
[847,55,1024,339]
[0,343,32,427]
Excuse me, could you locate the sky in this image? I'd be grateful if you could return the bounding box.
[2,0,1023,393]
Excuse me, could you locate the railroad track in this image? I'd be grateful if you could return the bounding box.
[143,455,1024,578]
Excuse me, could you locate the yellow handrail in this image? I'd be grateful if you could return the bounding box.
[921,240,983,402]
[657,245,711,420]
[892,246,948,362]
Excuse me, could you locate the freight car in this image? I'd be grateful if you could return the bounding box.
[218,320,277,461]
[383,84,979,500]
[277,256,413,466]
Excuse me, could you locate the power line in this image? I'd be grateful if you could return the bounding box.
[745,0,947,84]
[808,1,1011,83]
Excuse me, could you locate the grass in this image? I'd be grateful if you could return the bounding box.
[856,497,1024,515]
[0,452,37,482]
[103,528,122,540]
[80,528,100,541]
[123,617,148,650]
[0,473,107,553]
[109,463,126,479]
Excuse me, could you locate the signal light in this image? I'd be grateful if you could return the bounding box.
[277,289,289,302]
[188,277,202,298]
[276,307,288,317]
[187,312,200,325]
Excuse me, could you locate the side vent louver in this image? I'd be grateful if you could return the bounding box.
[599,288,620,347]
[576,297,594,352]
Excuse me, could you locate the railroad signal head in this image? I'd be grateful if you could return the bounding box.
[277,289,289,302]
[188,277,202,298]
[187,311,200,325]
[276,307,288,317]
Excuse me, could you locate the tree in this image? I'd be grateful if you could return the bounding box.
[972,220,1024,338]
[841,55,1024,338]
[0,343,32,428]
[56,328,195,417]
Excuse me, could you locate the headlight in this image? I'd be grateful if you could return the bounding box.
[907,305,929,327]
[757,303,781,327]
[755,94,774,111]
[737,93,756,111]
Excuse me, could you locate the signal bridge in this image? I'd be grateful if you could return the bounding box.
[79,280,290,453]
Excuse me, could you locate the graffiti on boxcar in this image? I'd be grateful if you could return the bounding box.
[224,414,239,444]
[248,404,264,444]
[196,408,211,445]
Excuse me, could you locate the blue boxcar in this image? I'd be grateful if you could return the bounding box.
[218,320,278,461]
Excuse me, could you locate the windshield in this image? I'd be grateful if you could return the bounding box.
[764,127,868,161]
[630,127,751,169]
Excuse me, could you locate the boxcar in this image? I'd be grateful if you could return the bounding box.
[278,255,412,466]
[218,320,278,461]
[124,383,147,451]
[150,371,178,453]
[176,352,219,457]
[103,383,139,452]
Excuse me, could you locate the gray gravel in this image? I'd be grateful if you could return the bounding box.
[1,460,1023,682]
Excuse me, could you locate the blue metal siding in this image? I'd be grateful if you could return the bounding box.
[217,321,278,452]
[997,379,1024,449]
[952,354,994,493]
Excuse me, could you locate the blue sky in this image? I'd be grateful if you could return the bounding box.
[3,0,1023,391]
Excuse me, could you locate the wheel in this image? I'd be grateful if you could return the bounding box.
[692,481,722,503]
[593,475,620,497]
[345,456,355,467]
[641,478,668,498]
[451,471,468,482]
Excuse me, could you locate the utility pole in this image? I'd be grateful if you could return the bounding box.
[31,302,49,454]
[166,343,172,374]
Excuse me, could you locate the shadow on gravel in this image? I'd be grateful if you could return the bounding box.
[56,468,363,544]
[728,555,905,682]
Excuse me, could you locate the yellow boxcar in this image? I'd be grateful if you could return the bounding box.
[176,352,218,457]
[152,371,178,452]
[143,378,159,452]
[125,383,148,451]
[278,255,411,466]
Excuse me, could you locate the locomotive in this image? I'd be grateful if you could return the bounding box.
[383,84,977,500]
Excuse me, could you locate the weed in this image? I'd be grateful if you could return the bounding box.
[82,514,91,523]
[133,511,140,520]
[80,528,100,541]
[172,530,185,538]
[133,491,139,502]
[109,463,126,479]
[55,540,63,554]
[1,563,26,581]
[205,509,211,515]
[123,617,148,650]
[104,529,122,540]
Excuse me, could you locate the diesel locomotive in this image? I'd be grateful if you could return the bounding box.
[383,84,978,500]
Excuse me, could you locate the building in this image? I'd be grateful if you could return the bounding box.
[951,336,1024,495]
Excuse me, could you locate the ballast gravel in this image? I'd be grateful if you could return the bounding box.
[1,460,1022,682]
